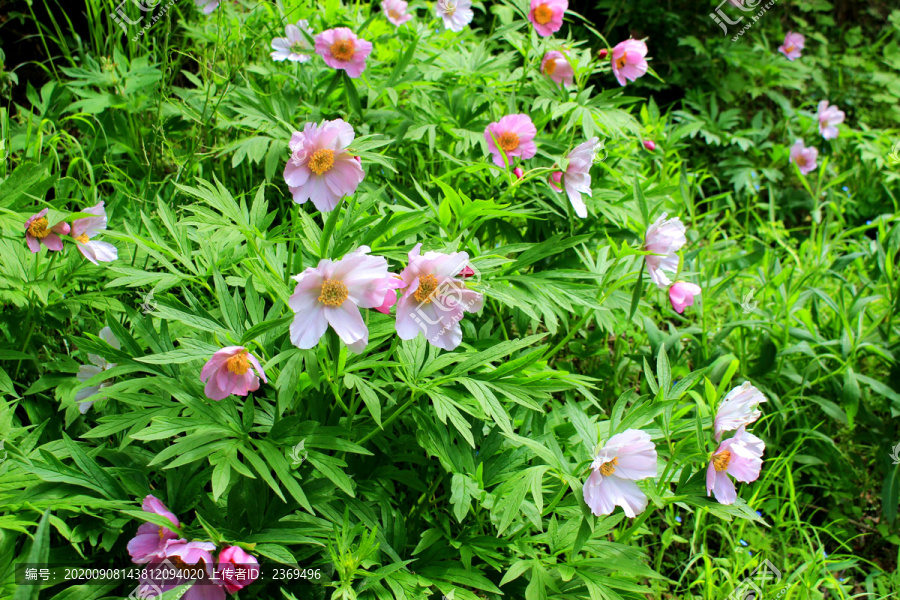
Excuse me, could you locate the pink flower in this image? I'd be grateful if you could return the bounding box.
[194,0,219,14]
[217,546,260,593]
[706,426,764,505]
[714,382,767,441]
[582,429,657,517]
[314,28,373,78]
[513,167,524,180]
[789,139,818,175]
[778,31,804,60]
[289,246,391,354]
[643,140,656,151]
[395,244,483,351]
[271,20,314,62]
[127,495,182,563]
[24,209,69,253]
[528,0,566,37]
[549,137,598,218]
[374,275,404,314]
[598,48,608,59]
[611,39,648,86]
[283,119,365,212]
[76,326,121,414]
[140,541,224,600]
[435,0,473,31]
[817,101,845,140]
[484,114,537,168]
[549,171,563,190]
[644,213,686,288]
[541,51,574,87]
[382,0,413,26]
[668,281,701,314]
[200,347,267,401]
[70,202,118,265]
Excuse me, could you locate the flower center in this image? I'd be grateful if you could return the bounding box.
[388,9,401,19]
[330,39,355,61]
[308,149,335,175]
[795,154,807,167]
[497,132,519,153]
[413,273,440,303]
[533,3,553,24]
[784,44,795,53]
[319,279,349,307]
[443,0,457,15]
[291,40,307,53]
[75,233,90,244]
[27,218,50,239]
[599,456,619,476]
[225,352,251,375]
[713,450,731,472]
[158,526,166,540]
[544,59,557,76]
[615,55,627,70]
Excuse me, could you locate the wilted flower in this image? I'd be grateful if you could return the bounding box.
[382,0,413,26]
[395,243,483,351]
[714,382,767,441]
[789,139,818,175]
[541,50,574,87]
[668,281,701,314]
[127,495,182,563]
[611,39,648,86]
[817,101,845,140]
[271,20,314,62]
[549,137,598,218]
[528,0,566,37]
[778,31,804,60]
[643,140,656,151]
[283,119,365,212]
[707,426,765,505]
[644,213,686,288]
[484,114,537,168]
[435,0,473,31]
[194,0,219,14]
[289,246,391,354]
[200,347,267,401]
[76,326,120,414]
[315,28,372,78]
[218,546,260,593]
[24,208,70,253]
[583,429,657,517]
[70,202,118,265]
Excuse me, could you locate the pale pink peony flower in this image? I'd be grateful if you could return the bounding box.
[528,0,566,37]
[127,495,182,564]
[374,275,404,314]
[200,347,267,401]
[314,28,373,78]
[194,0,219,14]
[668,281,701,314]
[714,382,767,441]
[817,101,845,140]
[289,246,391,354]
[382,0,413,26]
[139,540,224,600]
[643,140,656,151]
[549,137,598,218]
[611,39,648,86]
[484,114,537,168]
[395,244,483,351]
[582,429,657,517]
[789,139,818,175]
[435,0,473,32]
[513,167,524,180]
[644,213,686,288]
[24,209,70,253]
[778,31,804,60]
[706,426,764,505]
[283,119,365,212]
[271,20,314,62]
[70,202,118,265]
[76,326,121,414]
[217,546,260,593]
[541,51,574,87]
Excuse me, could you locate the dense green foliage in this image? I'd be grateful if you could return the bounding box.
[1,0,899,599]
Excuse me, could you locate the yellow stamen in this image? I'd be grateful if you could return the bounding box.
[27,217,50,239]
[544,58,557,76]
[308,149,335,175]
[319,279,349,307]
[497,132,519,153]
[713,450,731,472]
[784,44,794,54]
[533,3,553,24]
[615,55,627,70]
[225,352,250,375]
[795,155,806,167]
[413,273,440,303]
[388,9,401,20]
[599,456,619,476]
[158,527,166,540]
[330,39,355,62]
[75,233,90,244]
